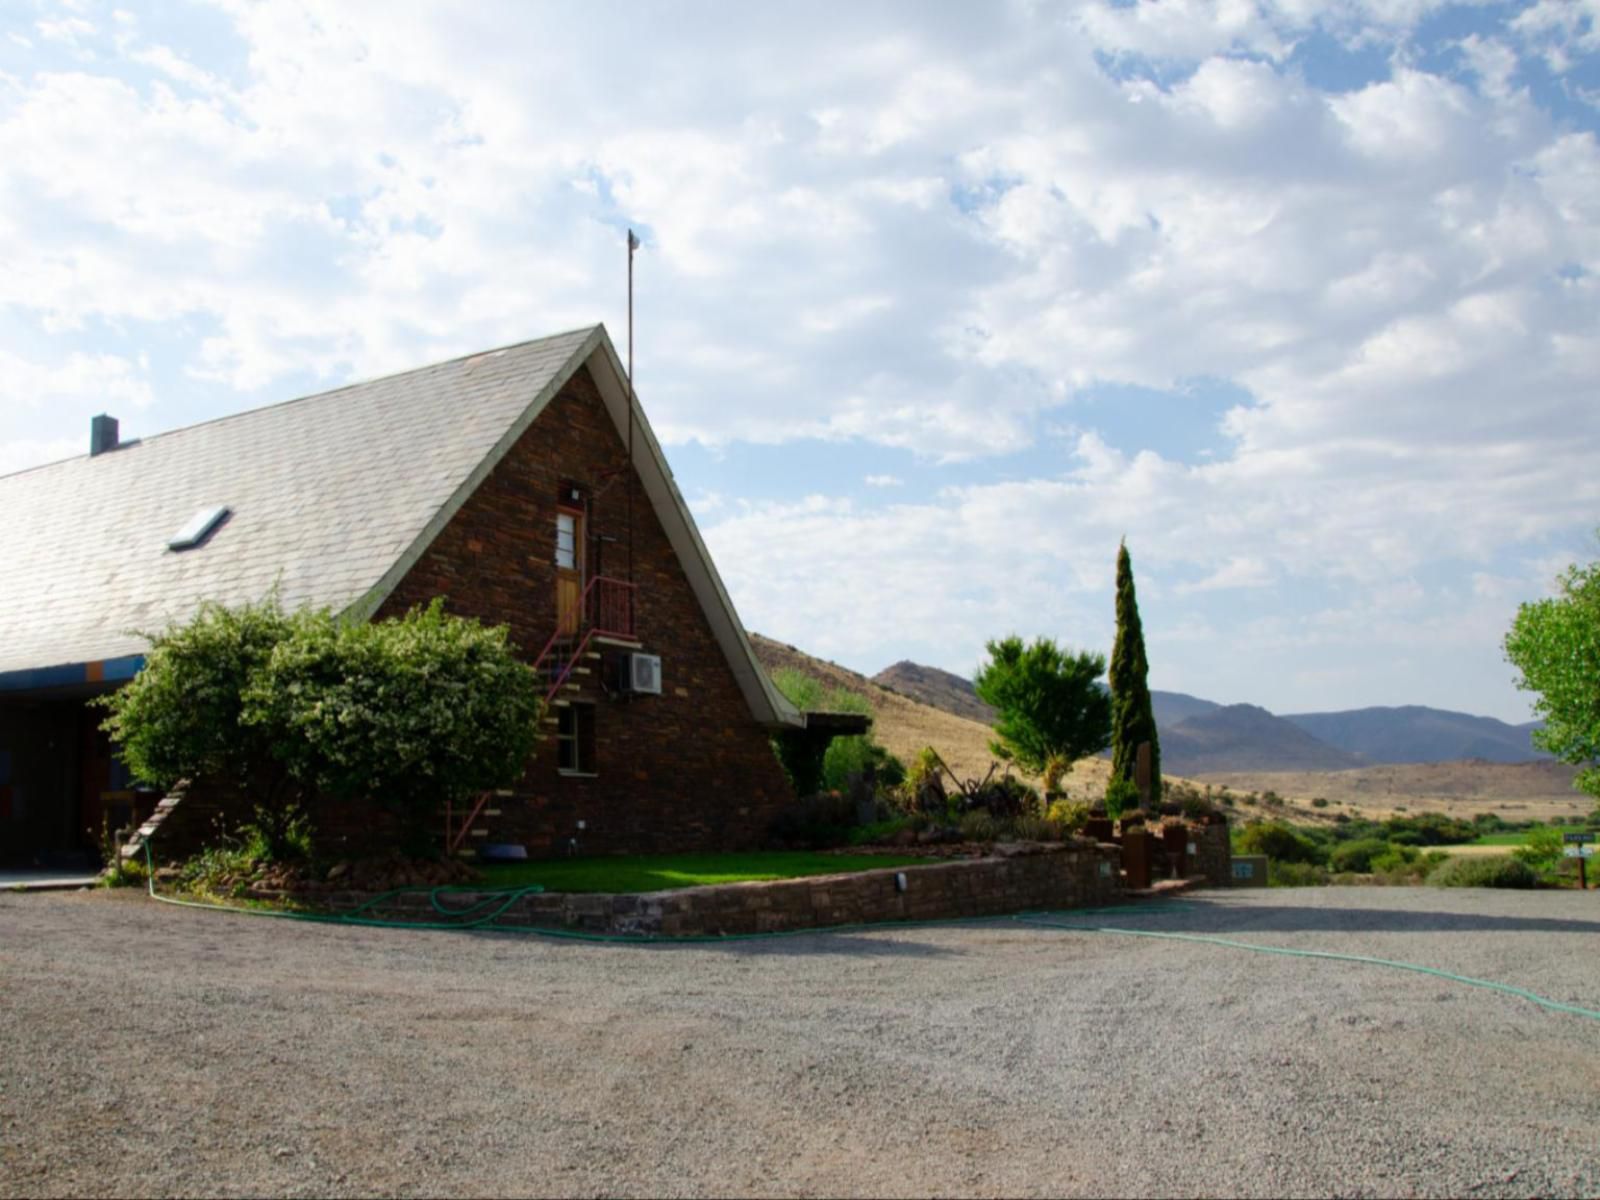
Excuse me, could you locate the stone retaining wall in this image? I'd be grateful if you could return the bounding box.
[315,842,1124,937]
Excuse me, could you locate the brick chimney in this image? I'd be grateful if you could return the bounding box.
[90,414,119,457]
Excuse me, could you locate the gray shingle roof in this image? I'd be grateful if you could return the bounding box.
[0,327,597,676]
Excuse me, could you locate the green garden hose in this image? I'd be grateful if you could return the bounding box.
[137,842,1600,1023]
[1012,912,1600,1023]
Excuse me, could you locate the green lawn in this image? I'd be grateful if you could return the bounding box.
[478,851,937,894]
[1471,825,1586,846]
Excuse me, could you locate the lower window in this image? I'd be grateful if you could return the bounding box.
[556,704,596,774]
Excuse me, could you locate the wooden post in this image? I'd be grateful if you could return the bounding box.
[1135,741,1152,809]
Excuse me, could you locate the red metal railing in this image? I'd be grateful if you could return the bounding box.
[587,574,636,639]
[529,575,637,698]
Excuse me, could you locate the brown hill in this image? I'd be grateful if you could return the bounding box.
[1162,704,1365,774]
[872,660,996,724]
[751,633,1112,799]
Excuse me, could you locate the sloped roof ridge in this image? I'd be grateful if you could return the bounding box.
[0,324,602,483]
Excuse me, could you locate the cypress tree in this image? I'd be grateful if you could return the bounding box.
[1109,539,1161,807]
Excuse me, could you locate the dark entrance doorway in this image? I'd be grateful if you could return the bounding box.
[0,690,143,870]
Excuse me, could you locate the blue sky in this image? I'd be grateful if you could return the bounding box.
[2,0,1597,722]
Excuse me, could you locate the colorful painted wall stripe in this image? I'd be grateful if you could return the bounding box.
[0,656,144,693]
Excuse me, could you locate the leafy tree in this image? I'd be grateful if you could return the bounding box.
[973,635,1111,773]
[243,599,544,854]
[98,596,309,856]
[1109,540,1161,807]
[1504,552,1600,803]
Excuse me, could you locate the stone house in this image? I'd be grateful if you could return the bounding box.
[0,325,804,867]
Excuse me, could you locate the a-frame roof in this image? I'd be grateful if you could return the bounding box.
[0,325,801,728]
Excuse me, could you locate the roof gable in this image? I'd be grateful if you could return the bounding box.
[0,325,798,727]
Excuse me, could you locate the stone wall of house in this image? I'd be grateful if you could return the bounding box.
[372,364,794,856]
[314,842,1125,936]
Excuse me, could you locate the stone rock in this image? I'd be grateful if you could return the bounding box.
[326,862,350,882]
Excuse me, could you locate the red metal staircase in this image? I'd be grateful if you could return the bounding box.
[443,575,637,856]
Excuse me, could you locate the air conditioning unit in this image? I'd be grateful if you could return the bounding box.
[624,653,662,695]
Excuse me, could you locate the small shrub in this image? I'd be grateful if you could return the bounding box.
[1511,825,1565,877]
[1428,855,1538,889]
[974,776,1039,820]
[1045,798,1090,834]
[1180,793,1217,821]
[1269,861,1329,887]
[822,736,903,793]
[1310,797,1329,808]
[1010,815,1059,842]
[1329,837,1391,874]
[1369,845,1419,874]
[959,810,999,843]
[1104,777,1140,820]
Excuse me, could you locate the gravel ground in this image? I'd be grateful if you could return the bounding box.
[2,886,1598,1199]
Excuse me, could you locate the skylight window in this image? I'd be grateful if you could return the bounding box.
[168,506,231,552]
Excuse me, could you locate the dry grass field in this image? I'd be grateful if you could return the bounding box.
[1195,760,1588,824]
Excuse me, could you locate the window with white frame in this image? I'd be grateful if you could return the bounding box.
[555,512,577,569]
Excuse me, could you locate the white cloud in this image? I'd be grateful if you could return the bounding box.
[0,347,153,413]
[864,474,903,488]
[1,0,1596,719]
[1179,556,1274,594]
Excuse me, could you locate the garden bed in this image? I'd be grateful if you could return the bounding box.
[249,842,1126,936]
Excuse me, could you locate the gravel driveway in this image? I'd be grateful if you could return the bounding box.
[3,887,1598,1198]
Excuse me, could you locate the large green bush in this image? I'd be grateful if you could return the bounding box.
[98,597,308,855]
[1237,820,1327,866]
[822,736,905,793]
[1428,855,1539,889]
[103,596,543,859]
[243,599,543,854]
[1329,837,1391,874]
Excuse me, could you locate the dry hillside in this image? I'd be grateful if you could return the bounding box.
[1196,760,1588,823]
[751,633,1113,798]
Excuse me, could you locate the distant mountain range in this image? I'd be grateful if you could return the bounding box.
[871,663,1548,775]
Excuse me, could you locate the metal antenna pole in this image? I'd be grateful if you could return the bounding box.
[627,228,639,590]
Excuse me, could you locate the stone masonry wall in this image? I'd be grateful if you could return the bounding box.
[367,364,795,856]
[1188,822,1233,887]
[315,842,1125,936]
